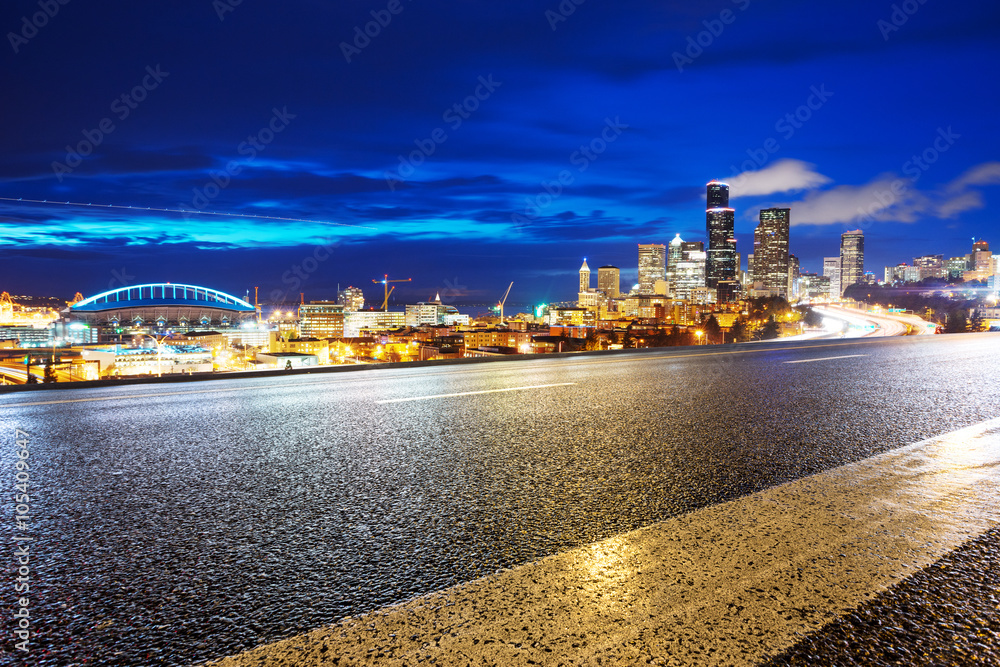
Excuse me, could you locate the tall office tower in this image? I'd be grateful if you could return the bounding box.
[637,243,666,293]
[788,254,800,299]
[705,181,737,289]
[839,229,865,295]
[337,286,365,312]
[681,240,704,253]
[674,245,707,301]
[823,257,842,299]
[666,234,684,281]
[707,180,729,208]
[753,208,791,298]
[598,265,620,298]
[579,258,591,293]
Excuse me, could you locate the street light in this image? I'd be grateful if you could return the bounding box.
[695,330,703,345]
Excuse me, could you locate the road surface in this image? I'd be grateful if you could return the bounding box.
[1,334,998,665]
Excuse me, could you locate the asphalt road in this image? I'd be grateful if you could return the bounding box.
[2,334,999,666]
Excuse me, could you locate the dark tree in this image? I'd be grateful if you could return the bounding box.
[43,362,57,383]
[730,319,748,343]
[703,315,722,343]
[945,310,968,333]
[759,316,780,340]
[801,308,823,327]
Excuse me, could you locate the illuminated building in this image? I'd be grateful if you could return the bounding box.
[343,311,406,337]
[715,280,741,304]
[298,302,345,338]
[597,265,620,298]
[63,283,257,341]
[268,332,330,363]
[963,240,994,282]
[753,208,790,298]
[463,329,534,349]
[255,351,319,369]
[666,234,683,282]
[337,286,365,312]
[946,256,968,279]
[705,181,737,289]
[405,295,470,327]
[972,240,992,272]
[839,230,865,295]
[579,258,591,293]
[913,255,948,281]
[788,254,800,299]
[823,257,841,299]
[638,244,666,293]
[673,245,706,301]
[799,272,831,300]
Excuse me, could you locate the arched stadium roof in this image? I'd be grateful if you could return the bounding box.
[70,283,256,313]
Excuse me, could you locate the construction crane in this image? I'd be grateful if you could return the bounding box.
[498,281,513,325]
[372,274,411,311]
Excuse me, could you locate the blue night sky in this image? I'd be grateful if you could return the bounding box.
[1,0,998,307]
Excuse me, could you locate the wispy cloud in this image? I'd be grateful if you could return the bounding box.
[772,161,1000,226]
[729,159,832,198]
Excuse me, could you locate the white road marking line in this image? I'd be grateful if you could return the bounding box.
[784,354,868,364]
[375,382,577,404]
[212,417,1000,667]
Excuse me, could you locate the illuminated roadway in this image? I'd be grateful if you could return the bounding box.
[2,334,999,665]
[812,304,937,337]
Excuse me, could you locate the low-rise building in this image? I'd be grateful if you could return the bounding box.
[255,351,320,369]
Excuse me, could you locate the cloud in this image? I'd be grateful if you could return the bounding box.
[774,160,1000,226]
[946,161,1000,191]
[729,159,832,198]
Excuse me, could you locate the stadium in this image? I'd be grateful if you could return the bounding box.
[60,283,258,342]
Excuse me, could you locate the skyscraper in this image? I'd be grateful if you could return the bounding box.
[666,234,684,282]
[637,244,666,293]
[597,265,620,298]
[753,208,790,298]
[823,257,841,300]
[579,258,591,293]
[707,180,729,208]
[839,230,865,295]
[705,181,737,289]
[788,254,800,300]
[674,244,706,301]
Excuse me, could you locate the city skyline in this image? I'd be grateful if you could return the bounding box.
[1,1,998,306]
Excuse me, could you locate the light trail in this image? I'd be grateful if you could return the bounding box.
[784,354,868,364]
[0,197,376,230]
[375,382,577,404]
